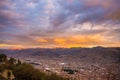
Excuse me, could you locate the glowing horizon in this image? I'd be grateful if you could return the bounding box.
[0,0,120,49]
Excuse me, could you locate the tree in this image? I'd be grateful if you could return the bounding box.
[13,63,69,80]
[8,57,16,65]
[13,63,44,80]
[15,59,22,66]
[0,54,7,62]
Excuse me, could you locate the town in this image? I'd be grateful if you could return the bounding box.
[1,47,119,80]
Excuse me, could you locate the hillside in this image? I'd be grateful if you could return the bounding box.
[0,47,120,65]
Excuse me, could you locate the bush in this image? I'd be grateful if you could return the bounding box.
[13,63,69,80]
[13,63,45,80]
[42,74,69,80]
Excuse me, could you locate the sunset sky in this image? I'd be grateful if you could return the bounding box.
[0,0,120,49]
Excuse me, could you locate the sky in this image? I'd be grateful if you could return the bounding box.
[0,0,120,49]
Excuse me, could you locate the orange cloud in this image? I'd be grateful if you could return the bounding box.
[37,38,48,43]
[10,46,24,50]
[69,34,105,44]
[1,35,119,49]
[53,34,107,48]
[0,44,24,50]
[0,44,8,47]
[54,38,66,45]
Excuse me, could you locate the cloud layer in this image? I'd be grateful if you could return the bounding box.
[0,0,120,49]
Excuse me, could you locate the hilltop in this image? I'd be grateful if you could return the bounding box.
[0,47,120,65]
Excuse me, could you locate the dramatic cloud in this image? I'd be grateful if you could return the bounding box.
[0,0,120,49]
[52,0,120,26]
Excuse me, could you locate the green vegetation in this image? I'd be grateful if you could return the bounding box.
[8,57,16,65]
[41,74,69,80]
[0,54,7,62]
[0,54,69,80]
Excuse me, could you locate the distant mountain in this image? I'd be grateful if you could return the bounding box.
[0,47,120,64]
